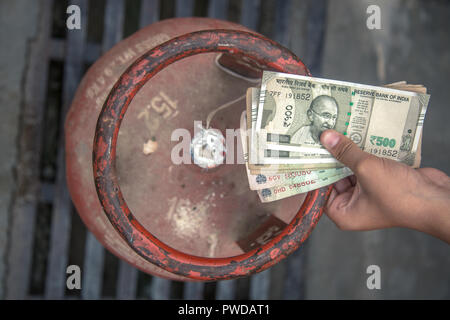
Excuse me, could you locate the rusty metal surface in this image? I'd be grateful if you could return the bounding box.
[90,27,331,280]
[67,18,267,282]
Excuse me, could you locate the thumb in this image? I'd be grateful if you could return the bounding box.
[320,130,371,173]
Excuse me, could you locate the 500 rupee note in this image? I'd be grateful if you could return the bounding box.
[246,87,342,173]
[256,72,429,168]
[240,109,351,190]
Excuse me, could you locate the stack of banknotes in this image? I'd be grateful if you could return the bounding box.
[239,71,430,202]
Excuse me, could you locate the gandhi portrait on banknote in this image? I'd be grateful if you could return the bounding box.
[290,95,339,145]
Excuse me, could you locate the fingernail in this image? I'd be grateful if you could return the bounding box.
[321,130,340,149]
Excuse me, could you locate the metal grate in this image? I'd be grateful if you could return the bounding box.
[6,0,327,300]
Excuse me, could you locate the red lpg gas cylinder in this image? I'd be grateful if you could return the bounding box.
[65,17,332,281]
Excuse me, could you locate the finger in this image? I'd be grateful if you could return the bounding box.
[325,186,374,230]
[349,174,357,186]
[334,177,352,193]
[326,187,395,231]
[325,188,353,223]
[320,130,372,174]
[327,187,338,206]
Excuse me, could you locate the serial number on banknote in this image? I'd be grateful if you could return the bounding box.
[369,148,399,157]
[267,91,312,101]
[284,170,313,178]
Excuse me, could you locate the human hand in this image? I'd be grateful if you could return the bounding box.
[320,129,450,244]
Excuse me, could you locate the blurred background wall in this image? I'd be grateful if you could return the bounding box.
[0,0,448,299]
